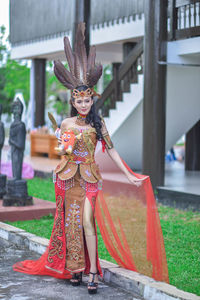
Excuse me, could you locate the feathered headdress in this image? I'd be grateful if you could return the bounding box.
[54,22,102,97]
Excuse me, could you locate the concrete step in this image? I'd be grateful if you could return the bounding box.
[156,187,200,212]
[0,198,56,222]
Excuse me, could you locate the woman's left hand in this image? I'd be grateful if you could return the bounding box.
[126,173,148,187]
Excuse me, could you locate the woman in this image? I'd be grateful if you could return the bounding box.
[55,84,144,293]
[13,23,169,294]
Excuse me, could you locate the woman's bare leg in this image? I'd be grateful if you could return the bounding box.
[83,197,98,286]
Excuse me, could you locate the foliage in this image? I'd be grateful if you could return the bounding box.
[0,26,9,111]
[46,61,64,97]
[0,26,7,62]
[46,61,69,117]
[4,59,30,104]
[0,25,30,113]
[53,100,69,117]
[5,176,200,296]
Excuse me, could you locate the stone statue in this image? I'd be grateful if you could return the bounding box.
[9,98,26,180]
[0,104,6,198]
[3,98,32,206]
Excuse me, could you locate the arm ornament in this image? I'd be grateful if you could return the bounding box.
[100,116,114,150]
[102,133,114,149]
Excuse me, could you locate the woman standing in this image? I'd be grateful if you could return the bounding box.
[54,85,143,293]
[13,23,168,294]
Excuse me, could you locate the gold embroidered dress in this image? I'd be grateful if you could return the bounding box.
[52,126,103,275]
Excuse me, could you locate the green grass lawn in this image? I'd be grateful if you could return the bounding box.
[5,177,200,296]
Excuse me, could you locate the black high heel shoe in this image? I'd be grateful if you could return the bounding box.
[88,271,98,294]
[70,272,82,286]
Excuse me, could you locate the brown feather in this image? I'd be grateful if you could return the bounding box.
[74,53,80,83]
[87,46,96,72]
[54,66,73,89]
[87,64,103,87]
[74,23,88,83]
[64,36,75,76]
[54,60,78,87]
[54,67,74,89]
[54,61,76,89]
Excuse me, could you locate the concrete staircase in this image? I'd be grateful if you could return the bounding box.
[96,65,200,171]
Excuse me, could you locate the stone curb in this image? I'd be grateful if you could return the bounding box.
[0,222,199,300]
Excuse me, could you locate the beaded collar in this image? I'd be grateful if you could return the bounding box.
[75,113,88,126]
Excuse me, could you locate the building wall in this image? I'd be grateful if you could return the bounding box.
[10,0,74,45]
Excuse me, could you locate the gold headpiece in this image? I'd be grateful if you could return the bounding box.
[71,87,101,99]
[72,88,93,99]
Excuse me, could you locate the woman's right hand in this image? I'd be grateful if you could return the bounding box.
[57,138,66,155]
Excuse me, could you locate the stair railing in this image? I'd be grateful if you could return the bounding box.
[168,0,200,40]
[96,38,144,117]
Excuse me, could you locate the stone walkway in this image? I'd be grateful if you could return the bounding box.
[0,238,141,300]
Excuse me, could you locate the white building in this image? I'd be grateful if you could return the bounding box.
[9,0,200,204]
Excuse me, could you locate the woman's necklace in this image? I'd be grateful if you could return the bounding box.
[75,113,88,126]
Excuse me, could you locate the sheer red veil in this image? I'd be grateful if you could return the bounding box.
[95,148,168,282]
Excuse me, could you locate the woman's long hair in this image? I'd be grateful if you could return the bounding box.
[70,85,103,141]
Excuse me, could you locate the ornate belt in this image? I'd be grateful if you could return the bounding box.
[68,157,95,165]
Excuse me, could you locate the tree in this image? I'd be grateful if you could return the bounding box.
[0,26,6,63]
[0,26,8,112]
[46,61,69,118]
[0,25,30,114]
[4,59,30,104]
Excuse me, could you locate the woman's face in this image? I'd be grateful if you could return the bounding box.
[72,96,93,115]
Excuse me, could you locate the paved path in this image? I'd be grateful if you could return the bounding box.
[0,238,141,300]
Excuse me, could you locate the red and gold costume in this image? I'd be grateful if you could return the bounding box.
[51,126,103,275]
[13,23,169,283]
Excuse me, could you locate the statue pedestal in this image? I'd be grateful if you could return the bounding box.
[3,179,33,206]
[0,174,7,199]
